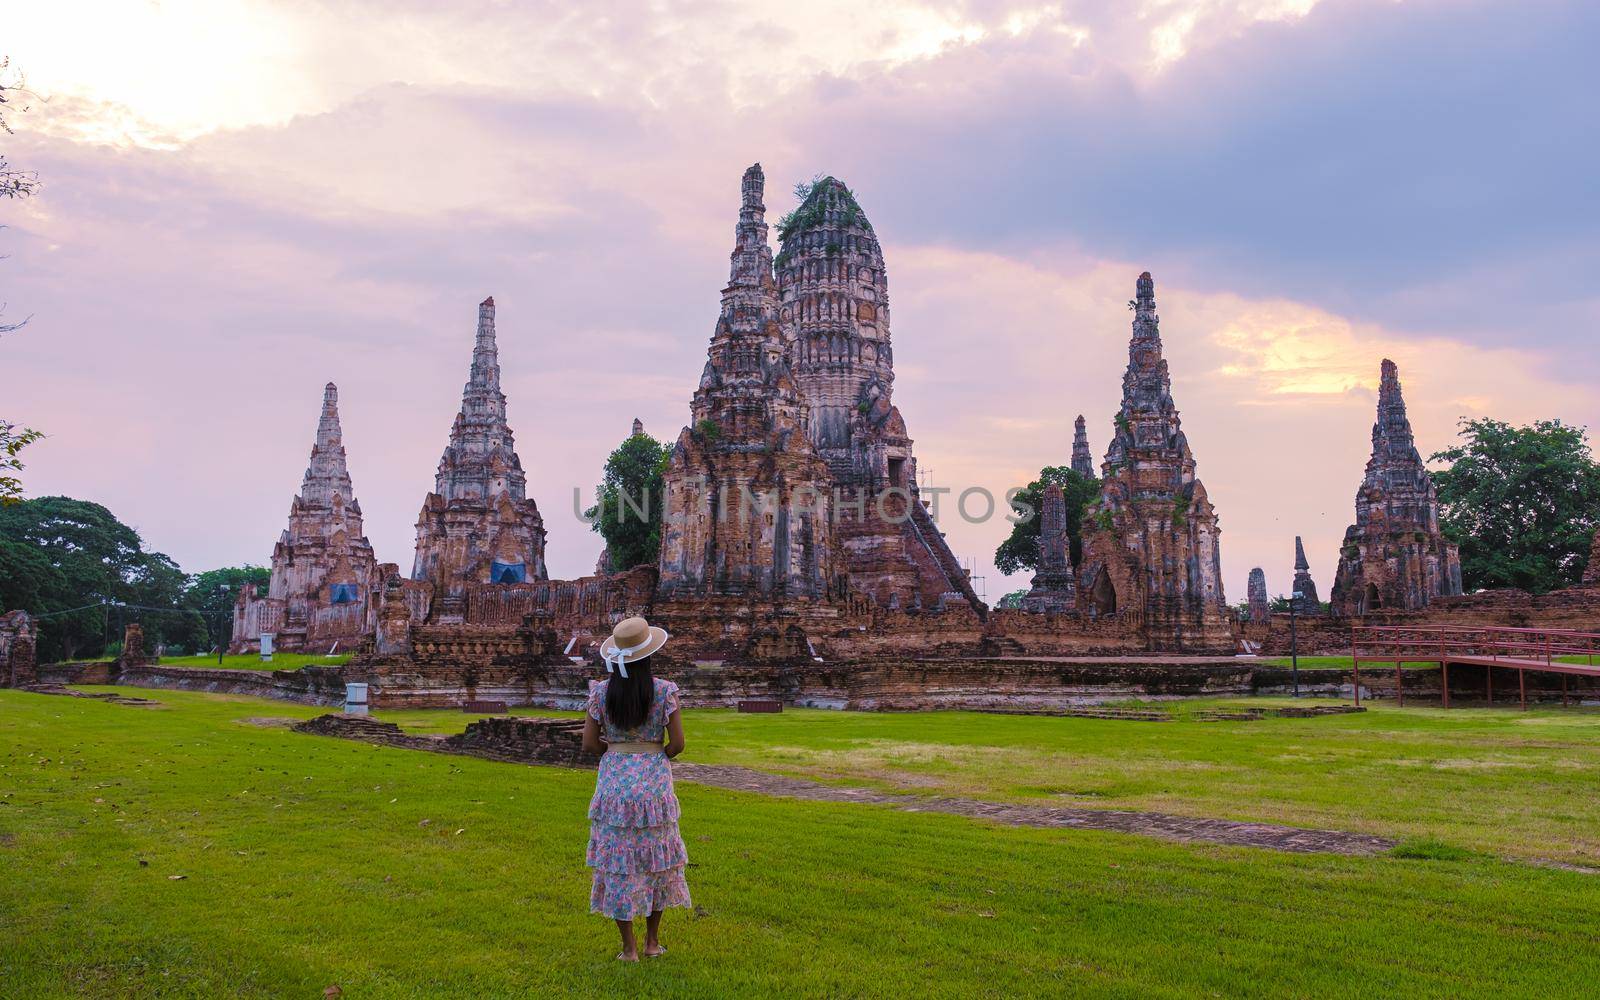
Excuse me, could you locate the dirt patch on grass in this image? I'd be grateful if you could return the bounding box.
[238,717,299,728]
[672,762,1396,856]
[0,833,16,848]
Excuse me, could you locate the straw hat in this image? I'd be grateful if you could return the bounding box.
[598,616,669,678]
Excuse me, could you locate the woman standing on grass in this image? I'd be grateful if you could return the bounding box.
[581,616,691,961]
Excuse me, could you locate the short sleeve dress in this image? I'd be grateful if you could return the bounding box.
[585,677,692,920]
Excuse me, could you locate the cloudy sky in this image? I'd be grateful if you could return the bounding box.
[5,0,1597,604]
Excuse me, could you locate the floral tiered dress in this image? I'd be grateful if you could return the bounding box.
[586,677,692,920]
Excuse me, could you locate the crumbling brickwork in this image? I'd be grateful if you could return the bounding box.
[1076,273,1231,652]
[1247,568,1269,623]
[1021,483,1076,612]
[412,297,549,621]
[658,164,838,602]
[233,382,380,653]
[0,610,37,688]
[1330,360,1462,616]
[776,176,981,615]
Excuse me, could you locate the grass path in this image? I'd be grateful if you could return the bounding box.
[671,762,1398,855]
[4,688,1600,997]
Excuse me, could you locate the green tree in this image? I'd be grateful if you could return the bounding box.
[184,565,271,650]
[0,496,202,660]
[994,588,1029,610]
[586,430,671,573]
[0,533,61,613]
[1431,418,1600,593]
[993,466,1100,576]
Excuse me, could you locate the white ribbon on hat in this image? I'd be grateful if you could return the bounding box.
[603,635,653,679]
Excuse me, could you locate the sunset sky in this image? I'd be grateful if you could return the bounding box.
[5,0,1597,604]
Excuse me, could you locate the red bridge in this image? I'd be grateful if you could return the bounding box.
[1351,625,1600,709]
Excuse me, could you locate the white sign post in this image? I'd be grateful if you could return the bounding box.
[259,633,275,664]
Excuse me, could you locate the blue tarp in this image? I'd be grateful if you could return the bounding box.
[491,561,526,584]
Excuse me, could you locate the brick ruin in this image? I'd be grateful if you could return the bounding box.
[1246,568,1269,623]
[1585,527,1600,586]
[232,383,380,653]
[119,623,148,668]
[165,165,1600,712]
[411,296,550,621]
[1020,484,1076,612]
[1076,273,1231,652]
[199,173,1249,696]
[775,176,982,615]
[0,610,37,687]
[1330,360,1462,616]
[657,165,838,604]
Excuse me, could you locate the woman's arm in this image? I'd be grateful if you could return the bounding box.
[582,715,606,755]
[664,710,686,759]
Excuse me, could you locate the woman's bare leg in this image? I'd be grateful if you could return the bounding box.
[614,919,639,961]
[643,910,666,956]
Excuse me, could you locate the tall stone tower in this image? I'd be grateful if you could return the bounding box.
[1330,360,1462,615]
[1076,273,1230,651]
[1021,483,1077,612]
[1292,536,1323,614]
[1246,568,1269,623]
[775,176,981,613]
[657,164,836,600]
[233,383,379,652]
[412,298,548,618]
[1071,415,1095,478]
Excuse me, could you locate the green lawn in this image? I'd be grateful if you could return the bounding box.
[4,689,1600,998]
[117,686,1600,863]
[319,692,1600,864]
[667,699,1600,863]
[148,653,352,671]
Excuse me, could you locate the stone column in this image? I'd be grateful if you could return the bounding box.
[1247,568,1269,623]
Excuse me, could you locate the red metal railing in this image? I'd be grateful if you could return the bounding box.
[1351,625,1600,709]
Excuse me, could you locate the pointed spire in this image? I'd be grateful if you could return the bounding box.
[1132,271,1159,343]
[1292,535,1322,612]
[298,382,354,508]
[692,164,791,433]
[1071,414,1094,477]
[432,297,526,502]
[726,163,776,298]
[1105,270,1181,470]
[1359,358,1432,502]
[632,417,644,437]
[317,381,342,450]
[1369,358,1417,466]
[470,296,500,392]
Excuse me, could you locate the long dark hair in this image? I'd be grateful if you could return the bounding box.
[604,654,654,730]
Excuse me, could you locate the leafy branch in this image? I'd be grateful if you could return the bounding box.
[1,421,45,505]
